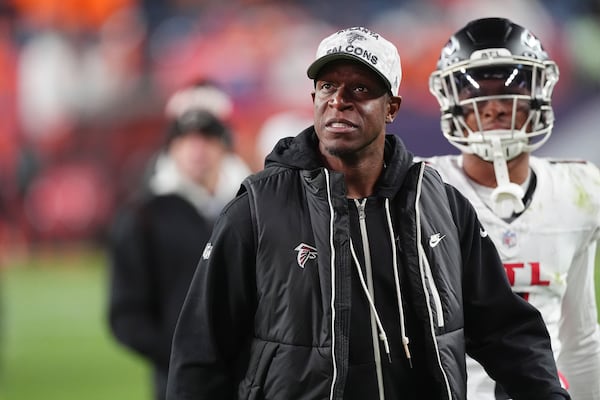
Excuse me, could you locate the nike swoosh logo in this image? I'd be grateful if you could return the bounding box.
[429,233,446,248]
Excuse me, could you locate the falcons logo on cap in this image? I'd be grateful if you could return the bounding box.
[294,243,317,269]
[346,32,366,45]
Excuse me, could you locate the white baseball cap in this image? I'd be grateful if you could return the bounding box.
[307,27,402,96]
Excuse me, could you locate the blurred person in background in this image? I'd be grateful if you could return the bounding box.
[107,80,251,400]
[253,109,313,171]
[423,17,600,399]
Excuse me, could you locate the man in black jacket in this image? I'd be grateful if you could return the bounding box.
[166,27,570,400]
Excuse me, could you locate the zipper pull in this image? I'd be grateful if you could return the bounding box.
[355,198,367,220]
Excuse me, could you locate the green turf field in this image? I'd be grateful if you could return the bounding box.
[0,246,599,400]
[0,247,150,400]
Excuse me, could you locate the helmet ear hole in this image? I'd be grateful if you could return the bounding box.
[450,105,464,116]
[529,98,547,110]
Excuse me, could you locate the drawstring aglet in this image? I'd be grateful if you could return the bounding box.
[379,332,392,364]
[402,336,413,369]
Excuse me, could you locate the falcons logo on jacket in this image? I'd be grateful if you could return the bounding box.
[294,243,317,269]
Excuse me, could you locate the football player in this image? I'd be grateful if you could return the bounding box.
[422,17,600,399]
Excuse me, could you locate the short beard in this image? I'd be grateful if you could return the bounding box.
[322,132,381,165]
[324,145,361,165]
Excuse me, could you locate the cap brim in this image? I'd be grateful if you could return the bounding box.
[306,53,392,92]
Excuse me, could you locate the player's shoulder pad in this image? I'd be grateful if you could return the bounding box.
[545,157,600,176]
[413,155,435,166]
[547,157,589,165]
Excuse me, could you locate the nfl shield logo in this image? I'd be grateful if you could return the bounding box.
[502,230,517,248]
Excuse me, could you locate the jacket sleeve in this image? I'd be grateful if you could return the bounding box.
[166,192,256,400]
[445,185,571,400]
[108,206,171,367]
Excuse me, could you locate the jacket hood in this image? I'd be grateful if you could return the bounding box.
[264,127,414,198]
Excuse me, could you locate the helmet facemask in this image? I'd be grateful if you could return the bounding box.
[430,56,559,218]
[430,58,559,160]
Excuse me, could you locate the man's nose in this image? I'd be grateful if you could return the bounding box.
[480,98,510,118]
[329,87,351,109]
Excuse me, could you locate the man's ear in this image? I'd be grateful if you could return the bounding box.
[386,95,402,123]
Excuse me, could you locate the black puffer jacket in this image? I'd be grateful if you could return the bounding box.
[166,128,569,400]
[108,194,216,395]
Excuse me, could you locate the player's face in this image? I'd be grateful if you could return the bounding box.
[459,79,531,133]
[311,60,401,160]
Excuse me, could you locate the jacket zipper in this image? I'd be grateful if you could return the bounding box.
[355,199,386,400]
[420,244,445,328]
[323,169,339,400]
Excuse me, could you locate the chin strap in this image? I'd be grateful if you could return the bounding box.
[488,137,525,219]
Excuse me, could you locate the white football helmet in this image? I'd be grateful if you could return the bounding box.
[429,17,559,162]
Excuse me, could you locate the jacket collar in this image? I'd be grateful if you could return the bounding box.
[265,127,414,198]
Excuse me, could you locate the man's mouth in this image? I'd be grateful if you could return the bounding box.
[326,119,356,129]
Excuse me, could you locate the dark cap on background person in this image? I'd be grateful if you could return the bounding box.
[164,109,233,150]
[306,27,402,96]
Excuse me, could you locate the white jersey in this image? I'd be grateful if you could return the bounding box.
[420,155,600,400]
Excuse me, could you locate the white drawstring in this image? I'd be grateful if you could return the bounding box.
[350,240,392,362]
[384,198,412,368]
[349,198,413,367]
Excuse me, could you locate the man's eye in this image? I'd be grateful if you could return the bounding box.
[459,87,480,99]
[354,86,367,93]
[503,87,530,96]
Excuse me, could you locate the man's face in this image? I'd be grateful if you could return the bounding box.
[311,60,401,160]
[459,78,532,133]
[170,133,227,186]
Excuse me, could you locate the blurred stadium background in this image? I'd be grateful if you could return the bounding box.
[0,0,598,399]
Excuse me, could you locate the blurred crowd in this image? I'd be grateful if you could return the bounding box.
[0,0,599,261]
